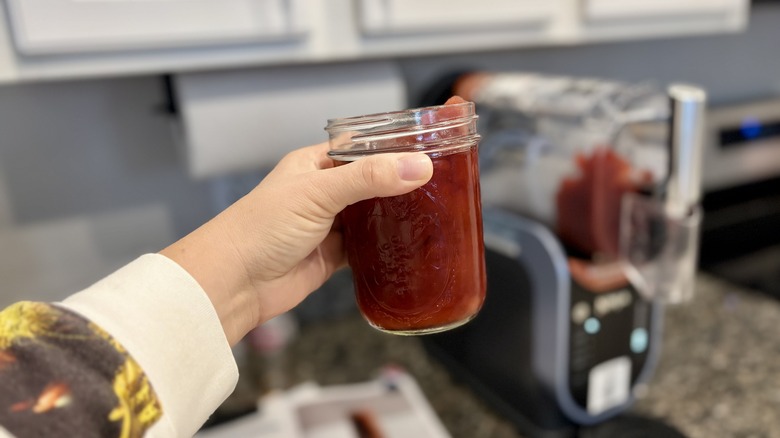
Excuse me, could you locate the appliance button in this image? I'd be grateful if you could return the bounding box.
[584,317,601,334]
[631,328,649,353]
[572,301,591,324]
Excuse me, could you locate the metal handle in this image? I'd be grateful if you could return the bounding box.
[666,84,707,217]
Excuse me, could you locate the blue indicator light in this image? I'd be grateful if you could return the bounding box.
[740,117,762,140]
[584,317,601,334]
[631,328,649,353]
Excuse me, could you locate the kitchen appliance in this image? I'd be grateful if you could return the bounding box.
[698,97,780,297]
[420,73,705,437]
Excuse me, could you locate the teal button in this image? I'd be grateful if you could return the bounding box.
[584,317,601,334]
[631,328,649,353]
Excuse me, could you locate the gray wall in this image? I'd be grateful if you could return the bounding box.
[0,78,215,305]
[0,3,778,308]
[0,78,214,233]
[400,3,780,105]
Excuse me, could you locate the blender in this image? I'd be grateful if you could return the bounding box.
[421,72,706,437]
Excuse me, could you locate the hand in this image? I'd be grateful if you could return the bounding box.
[160,143,433,345]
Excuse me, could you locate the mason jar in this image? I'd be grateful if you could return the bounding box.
[326,100,486,335]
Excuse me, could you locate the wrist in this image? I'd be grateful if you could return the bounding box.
[160,216,261,346]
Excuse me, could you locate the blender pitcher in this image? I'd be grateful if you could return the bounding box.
[458,73,706,303]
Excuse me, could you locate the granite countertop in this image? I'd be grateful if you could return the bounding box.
[633,275,780,438]
[230,274,780,438]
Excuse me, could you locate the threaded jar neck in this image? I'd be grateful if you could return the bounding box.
[326,102,480,160]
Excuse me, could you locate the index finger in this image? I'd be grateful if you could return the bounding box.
[274,142,334,177]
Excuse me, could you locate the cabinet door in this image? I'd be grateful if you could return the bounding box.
[359,0,554,34]
[583,0,743,21]
[5,0,308,55]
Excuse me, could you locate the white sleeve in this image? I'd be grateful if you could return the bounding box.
[60,254,239,438]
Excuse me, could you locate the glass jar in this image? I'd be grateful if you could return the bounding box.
[326,101,487,335]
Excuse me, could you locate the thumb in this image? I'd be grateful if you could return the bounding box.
[309,152,433,216]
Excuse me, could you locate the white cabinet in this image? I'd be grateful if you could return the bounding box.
[359,0,554,34]
[583,0,744,21]
[5,0,307,55]
[579,0,748,42]
[0,0,750,82]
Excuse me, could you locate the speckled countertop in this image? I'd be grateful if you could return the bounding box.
[632,275,780,438]
[230,274,780,438]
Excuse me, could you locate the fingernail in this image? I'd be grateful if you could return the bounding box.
[397,155,432,181]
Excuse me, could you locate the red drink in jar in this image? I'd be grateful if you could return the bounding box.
[327,97,487,335]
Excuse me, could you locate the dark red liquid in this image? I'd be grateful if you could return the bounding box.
[339,146,486,333]
[556,147,652,257]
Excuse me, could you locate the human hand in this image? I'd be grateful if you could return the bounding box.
[160,143,433,345]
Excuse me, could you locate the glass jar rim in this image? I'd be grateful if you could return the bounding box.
[325,101,479,158]
[325,101,475,133]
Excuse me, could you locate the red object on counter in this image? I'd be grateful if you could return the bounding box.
[336,96,486,334]
[556,147,651,257]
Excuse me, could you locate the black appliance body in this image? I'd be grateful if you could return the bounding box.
[424,210,663,438]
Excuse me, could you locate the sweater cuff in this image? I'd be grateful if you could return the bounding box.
[60,254,238,437]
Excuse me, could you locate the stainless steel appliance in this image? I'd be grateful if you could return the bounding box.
[698,97,780,296]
